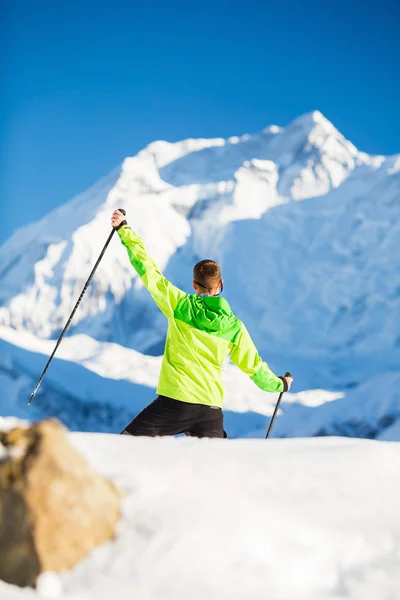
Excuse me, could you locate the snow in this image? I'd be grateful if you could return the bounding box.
[378,418,400,442]
[1,325,399,441]
[1,110,397,357]
[0,110,399,440]
[0,432,399,600]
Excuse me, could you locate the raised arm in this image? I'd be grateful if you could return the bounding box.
[112,211,186,318]
[230,323,289,393]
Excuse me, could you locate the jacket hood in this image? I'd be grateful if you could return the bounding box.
[188,294,241,341]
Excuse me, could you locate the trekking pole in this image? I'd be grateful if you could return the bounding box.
[28,209,126,405]
[265,372,292,438]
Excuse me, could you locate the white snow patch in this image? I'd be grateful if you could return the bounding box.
[0,434,399,600]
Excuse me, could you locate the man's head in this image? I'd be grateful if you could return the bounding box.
[193,259,223,297]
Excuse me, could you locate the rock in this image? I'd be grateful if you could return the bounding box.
[0,419,120,588]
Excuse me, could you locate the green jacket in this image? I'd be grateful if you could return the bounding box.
[118,225,284,407]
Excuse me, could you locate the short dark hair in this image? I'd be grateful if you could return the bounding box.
[193,259,221,290]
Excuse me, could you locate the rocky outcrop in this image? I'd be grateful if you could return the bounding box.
[0,419,120,588]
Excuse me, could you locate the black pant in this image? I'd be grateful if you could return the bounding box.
[122,395,226,438]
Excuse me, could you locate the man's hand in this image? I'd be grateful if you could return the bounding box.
[284,375,293,391]
[111,210,126,230]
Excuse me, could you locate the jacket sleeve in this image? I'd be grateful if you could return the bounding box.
[118,225,186,318]
[229,323,284,393]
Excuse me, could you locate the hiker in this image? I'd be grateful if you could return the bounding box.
[112,209,292,438]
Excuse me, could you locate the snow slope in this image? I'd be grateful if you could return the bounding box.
[1,326,399,440]
[1,433,399,600]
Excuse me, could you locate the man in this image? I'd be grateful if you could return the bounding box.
[112,209,292,438]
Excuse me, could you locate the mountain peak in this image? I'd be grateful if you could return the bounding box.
[289,110,336,134]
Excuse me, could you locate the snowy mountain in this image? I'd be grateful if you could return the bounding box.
[1,326,399,440]
[1,111,398,355]
[1,431,400,599]
[0,110,399,438]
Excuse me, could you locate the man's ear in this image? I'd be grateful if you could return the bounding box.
[193,280,198,293]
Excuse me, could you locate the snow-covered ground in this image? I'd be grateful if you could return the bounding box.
[1,433,399,600]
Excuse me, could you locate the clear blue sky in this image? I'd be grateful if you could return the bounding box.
[1,0,399,244]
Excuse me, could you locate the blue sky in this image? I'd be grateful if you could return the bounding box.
[1,0,399,244]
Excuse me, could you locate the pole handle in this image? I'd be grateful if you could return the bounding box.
[112,208,127,230]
